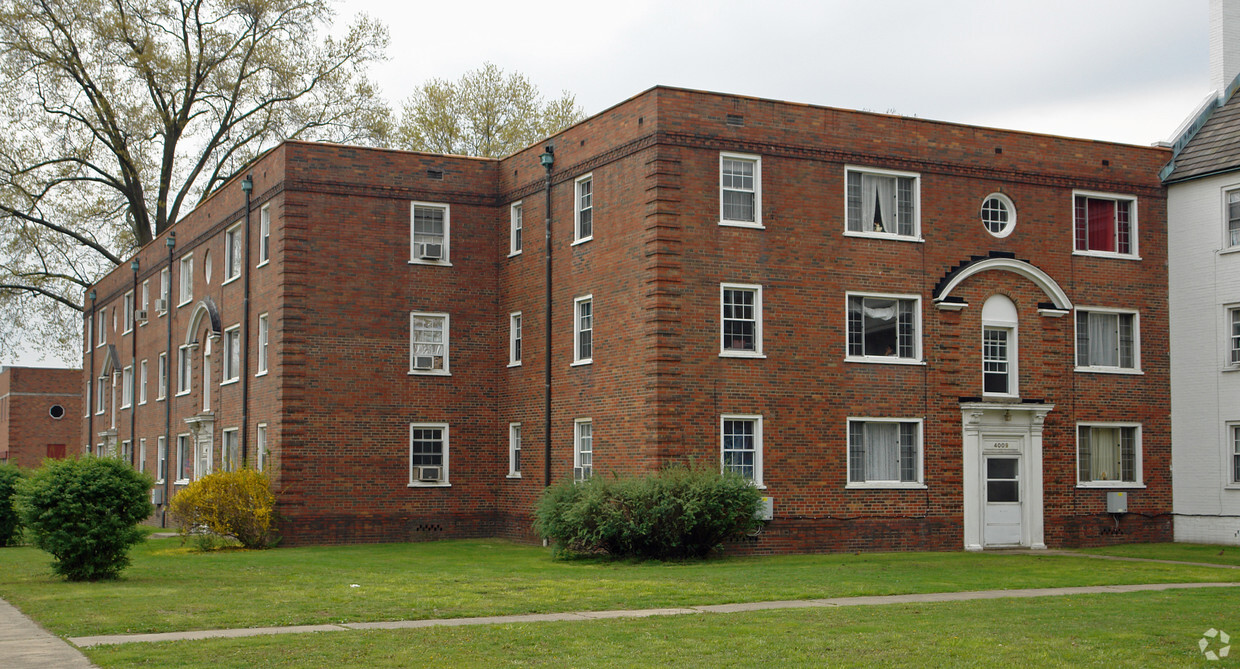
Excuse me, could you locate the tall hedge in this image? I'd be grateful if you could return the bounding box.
[534,465,762,559]
[0,464,23,546]
[15,457,153,580]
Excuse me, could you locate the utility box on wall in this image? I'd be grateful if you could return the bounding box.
[1107,491,1128,513]
[754,497,773,521]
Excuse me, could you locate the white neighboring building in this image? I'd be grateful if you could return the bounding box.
[1167,0,1240,544]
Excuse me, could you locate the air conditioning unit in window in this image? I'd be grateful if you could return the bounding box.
[418,243,443,260]
[154,299,168,313]
[415,466,442,482]
[151,487,164,505]
[134,310,148,322]
[412,356,435,371]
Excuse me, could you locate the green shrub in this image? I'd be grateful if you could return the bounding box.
[15,457,153,580]
[534,465,763,560]
[167,469,277,549]
[0,464,24,546]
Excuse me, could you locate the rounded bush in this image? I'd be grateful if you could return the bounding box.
[15,457,153,580]
[167,469,277,549]
[534,465,762,560]
[0,464,24,546]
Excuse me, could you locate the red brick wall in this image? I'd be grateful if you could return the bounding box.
[1,367,82,469]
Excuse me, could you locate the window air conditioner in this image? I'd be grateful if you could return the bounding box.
[151,488,165,505]
[135,310,148,322]
[419,243,443,260]
[154,299,168,312]
[416,466,442,482]
[412,356,435,371]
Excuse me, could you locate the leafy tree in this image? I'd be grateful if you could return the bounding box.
[0,463,24,546]
[0,0,390,361]
[396,62,585,159]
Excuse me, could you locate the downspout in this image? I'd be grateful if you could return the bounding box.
[240,175,253,465]
[163,232,175,527]
[130,258,139,467]
[87,290,96,455]
[540,146,555,487]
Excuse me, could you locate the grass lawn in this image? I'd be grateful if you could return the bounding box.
[83,587,1240,668]
[2,537,1240,637]
[1079,542,1240,566]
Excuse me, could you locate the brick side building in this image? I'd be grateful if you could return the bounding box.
[83,86,1172,551]
[0,366,81,468]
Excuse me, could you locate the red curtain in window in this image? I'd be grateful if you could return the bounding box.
[1087,199,1115,252]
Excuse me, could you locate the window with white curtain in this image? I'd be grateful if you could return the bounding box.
[720,153,761,227]
[847,294,920,361]
[848,419,922,486]
[1077,424,1140,485]
[845,166,919,238]
[409,312,449,374]
[1075,309,1138,371]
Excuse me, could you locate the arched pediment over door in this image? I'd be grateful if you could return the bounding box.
[933,254,1072,315]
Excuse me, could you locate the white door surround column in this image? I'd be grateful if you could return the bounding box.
[961,402,1054,551]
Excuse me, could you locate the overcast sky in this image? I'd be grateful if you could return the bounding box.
[2,0,1217,369]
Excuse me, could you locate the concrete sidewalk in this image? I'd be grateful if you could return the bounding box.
[0,596,95,668]
[65,580,1240,649]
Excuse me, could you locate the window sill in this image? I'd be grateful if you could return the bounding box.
[1072,250,1141,261]
[571,236,593,246]
[845,356,925,366]
[1074,367,1143,375]
[407,482,452,488]
[571,359,593,367]
[222,275,240,286]
[846,482,928,490]
[408,259,453,267]
[220,378,239,386]
[1221,365,1240,373]
[1076,483,1145,489]
[508,250,522,258]
[506,473,522,479]
[155,479,165,485]
[156,396,166,402]
[174,479,190,486]
[720,351,766,359]
[138,400,147,406]
[123,328,134,336]
[120,404,132,411]
[255,371,268,378]
[177,299,192,308]
[507,361,522,368]
[983,392,1020,400]
[157,311,168,318]
[175,390,191,397]
[843,230,924,243]
[256,260,270,269]
[408,370,451,376]
[718,220,765,230]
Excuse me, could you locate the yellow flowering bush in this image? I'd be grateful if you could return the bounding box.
[168,469,277,549]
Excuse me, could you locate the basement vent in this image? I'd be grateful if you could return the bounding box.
[726,114,744,127]
[414,524,443,532]
[426,169,444,180]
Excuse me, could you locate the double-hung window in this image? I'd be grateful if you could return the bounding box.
[258,204,271,266]
[139,359,148,405]
[573,419,592,482]
[177,345,192,395]
[224,223,242,282]
[720,153,761,227]
[256,423,268,471]
[178,254,193,306]
[508,423,521,477]
[510,202,523,255]
[1075,308,1139,372]
[156,436,167,483]
[409,423,449,486]
[1229,307,1240,367]
[846,293,920,362]
[410,202,450,264]
[409,312,449,374]
[721,415,762,485]
[123,291,134,333]
[159,268,170,314]
[509,312,522,366]
[257,313,269,375]
[848,419,922,487]
[981,295,1018,396]
[157,352,168,400]
[222,325,240,383]
[95,376,106,414]
[140,280,150,319]
[574,175,593,243]
[121,366,133,409]
[1073,192,1137,257]
[97,309,107,346]
[176,433,193,482]
[720,283,763,357]
[845,166,919,238]
[221,428,239,472]
[573,296,593,365]
[1077,424,1140,486]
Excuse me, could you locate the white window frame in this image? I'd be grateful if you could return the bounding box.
[573,418,593,482]
[573,295,593,366]
[981,193,1017,238]
[409,312,450,375]
[257,313,269,375]
[1072,190,1139,259]
[157,352,168,401]
[156,435,167,484]
[981,296,1019,399]
[844,165,922,241]
[573,174,593,244]
[120,365,133,409]
[1227,305,1240,368]
[720,283,764,358]
[138,437,147,474]
[846,418,925,489]
[123,291,134,334]
[97,309,107,347]
[719,152,762,228]
[121,440,132,466]
[720,414,763,487]
[140,280,150,323]
[223,222,242,284]
[258,203,271,266]
[508,422,522,478]
[139,359,148,405]
[255,423,268,472]
[1075,422,1143,488]
[222,324,241,384]
[845,292,923,364]
[159,268,170,315]
[409,201,451,265]
[221,428,240,472]
[509,201,523,256]
[176,433,192,483]
[176,345,193,395]
[509,311,522,367]
[1074,307,1141,374]
[408,422,450,487]
[178,254,194,306]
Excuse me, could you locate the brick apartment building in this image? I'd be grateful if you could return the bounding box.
[0,366,81,468]
[82,86,1171,551]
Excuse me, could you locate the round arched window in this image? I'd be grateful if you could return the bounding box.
[981,193,1016,238]
[49,404,65,419]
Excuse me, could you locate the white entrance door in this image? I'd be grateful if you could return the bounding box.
[984,455,1022,546]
